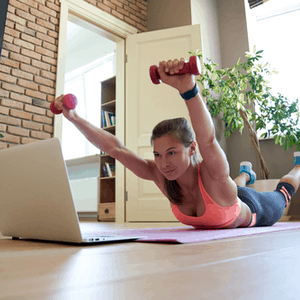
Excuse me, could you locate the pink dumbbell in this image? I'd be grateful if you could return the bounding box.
[149,56,201,84]
[50,94,78,115]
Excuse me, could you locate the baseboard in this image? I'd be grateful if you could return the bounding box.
[279,216,291,222]
[288,215,300,222]
[78,212,98,221]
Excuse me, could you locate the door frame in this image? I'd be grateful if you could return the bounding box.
[55,0,138,222]
[55,0,138,140]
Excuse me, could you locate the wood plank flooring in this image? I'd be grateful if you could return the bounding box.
[1,221,300,300]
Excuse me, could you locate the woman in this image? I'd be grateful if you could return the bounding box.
[54,58,300,229]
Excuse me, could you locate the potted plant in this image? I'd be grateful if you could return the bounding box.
[190,48,300,179]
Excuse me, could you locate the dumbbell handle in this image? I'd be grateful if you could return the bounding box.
[50,94,78,115]
[149,56,201,85]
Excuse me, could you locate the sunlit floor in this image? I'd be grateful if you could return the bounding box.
[1,221,300,299]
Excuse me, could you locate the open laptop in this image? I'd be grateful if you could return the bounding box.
[0,138,141,244]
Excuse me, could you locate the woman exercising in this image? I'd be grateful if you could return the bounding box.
[54,57,300,229]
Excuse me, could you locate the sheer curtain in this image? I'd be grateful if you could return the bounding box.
[254,8,300,101]
[62,52,116,160]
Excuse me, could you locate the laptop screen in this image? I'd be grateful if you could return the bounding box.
[0,0,9,60]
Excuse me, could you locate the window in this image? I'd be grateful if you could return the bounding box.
[252,0,300,101]
[251,0,300,136]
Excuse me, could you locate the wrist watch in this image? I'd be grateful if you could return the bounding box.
[180,83,199,100]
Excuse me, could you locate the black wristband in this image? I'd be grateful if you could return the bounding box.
[180,83,199,100]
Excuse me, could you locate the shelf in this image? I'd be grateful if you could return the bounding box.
[99,76,116,222]
[101,99,116,111]
[101,77,116,104]
[103,125,116,130]
[102,125,115,135]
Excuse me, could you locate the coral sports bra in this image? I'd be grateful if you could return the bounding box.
[171,164,242,229]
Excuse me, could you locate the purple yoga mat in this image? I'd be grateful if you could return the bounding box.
[94,222,300,244]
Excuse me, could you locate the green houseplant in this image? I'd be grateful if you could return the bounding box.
[190,48,300,179]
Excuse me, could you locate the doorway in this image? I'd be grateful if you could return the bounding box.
[62,15,117,160]
[54,0,138,221]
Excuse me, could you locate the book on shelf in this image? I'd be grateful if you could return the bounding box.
[101,110,116,128]
[102,162,115,177]
[101,111,106,128]
[102,164,109,177]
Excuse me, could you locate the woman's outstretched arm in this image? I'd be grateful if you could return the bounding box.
[54,95,159,181]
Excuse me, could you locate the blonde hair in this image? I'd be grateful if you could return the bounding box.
[151,118,200,205]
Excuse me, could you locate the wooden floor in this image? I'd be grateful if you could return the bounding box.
[1,220,300,300]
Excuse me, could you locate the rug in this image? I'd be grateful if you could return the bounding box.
[97,222,300,244]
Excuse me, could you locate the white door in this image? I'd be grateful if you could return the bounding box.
[126,25,203,222]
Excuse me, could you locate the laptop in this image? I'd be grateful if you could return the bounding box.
[0,137,141,244]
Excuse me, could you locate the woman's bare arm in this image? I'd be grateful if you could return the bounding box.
[157,59,230,180]
[55,95,159,181]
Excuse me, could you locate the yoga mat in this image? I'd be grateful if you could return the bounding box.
[95,222,300,244]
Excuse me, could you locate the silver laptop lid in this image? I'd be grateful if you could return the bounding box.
[0,138,83,243]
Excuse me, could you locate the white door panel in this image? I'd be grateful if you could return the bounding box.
[126,25,203,221]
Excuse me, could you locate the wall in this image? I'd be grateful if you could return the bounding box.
[217,0,297,185]
[190,0,225,149]
[147,0,220,64]
[0,0,60,149]
[147,0,226,150]
[0,0,147,150]
[214,1,300,221]
[84,0,147,33]
[147,0,191,32]
[215,0,258,178]
[147,0,297,183]
[190,0,220,66]
[147,0,254,176]
[149,0,300,215]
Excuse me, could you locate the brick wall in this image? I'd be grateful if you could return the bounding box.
[0,0,147,149]
[85,0,147,32]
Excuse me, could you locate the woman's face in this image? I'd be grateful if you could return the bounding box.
[153,135,195,181]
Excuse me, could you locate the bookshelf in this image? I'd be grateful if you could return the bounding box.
[98,76,116,222]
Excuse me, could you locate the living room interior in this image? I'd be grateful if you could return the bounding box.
[1,0,300,299]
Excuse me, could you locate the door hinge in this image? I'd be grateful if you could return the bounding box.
[126,191,128,201]
[126,54,128,63]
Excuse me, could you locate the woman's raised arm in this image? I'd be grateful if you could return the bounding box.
[157,59,230,180]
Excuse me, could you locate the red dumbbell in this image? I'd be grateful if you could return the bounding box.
[50,94,78,115]
[149,56,201,85]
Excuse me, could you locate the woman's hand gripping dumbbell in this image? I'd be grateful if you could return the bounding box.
[50,94,78,115]
[149,56,201,84]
